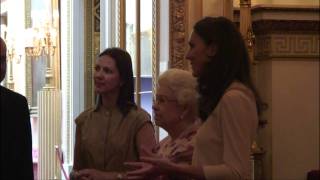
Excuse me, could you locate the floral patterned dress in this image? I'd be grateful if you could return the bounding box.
[154,120,200,179]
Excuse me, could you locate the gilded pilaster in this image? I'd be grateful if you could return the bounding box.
[52,0,61,89]
[84,0,100,108]
[119,0,126,49]
[152,0,160,141]
[240,0,256,64]
[169,0,188,69]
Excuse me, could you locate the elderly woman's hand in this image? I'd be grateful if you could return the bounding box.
[125,156,175,179]
[76,169,116,180]
[124,161,157,179]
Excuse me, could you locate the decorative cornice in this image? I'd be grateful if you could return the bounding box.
[253,20,320,34]
[169,0,188,69]
[251,4,320,13]
[234,5,320,15]
[233,5,320,61]
[234,5,320,29]
[255,34,319,60]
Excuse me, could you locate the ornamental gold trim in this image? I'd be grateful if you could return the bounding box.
[169,0,188,69]
[152,0,160,141]
[84,0,100,108]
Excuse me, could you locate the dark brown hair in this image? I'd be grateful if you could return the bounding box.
[194,17,265,121]
[99,47,136,116]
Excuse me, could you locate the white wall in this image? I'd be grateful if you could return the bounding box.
[258,59,319,180]
[270,0,319,6]
[233,0,319,7]
[271,60,319,180]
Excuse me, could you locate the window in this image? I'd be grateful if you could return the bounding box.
[101,0,169,140]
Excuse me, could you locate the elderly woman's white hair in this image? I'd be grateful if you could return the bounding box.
[158,68,198,108]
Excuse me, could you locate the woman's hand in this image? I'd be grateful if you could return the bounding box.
[124,161,156,179]
[76,169,116,180]
[125,156,175,179]
[124,146,160,179]
[140,156,176,173]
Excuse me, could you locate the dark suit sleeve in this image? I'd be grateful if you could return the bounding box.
[1,87,34,180]
[19,96,34,180]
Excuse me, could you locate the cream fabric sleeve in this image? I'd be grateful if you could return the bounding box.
[203,89,258,180]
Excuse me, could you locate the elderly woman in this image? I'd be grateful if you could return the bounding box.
[126,68,199,179]
[127,17,262,180]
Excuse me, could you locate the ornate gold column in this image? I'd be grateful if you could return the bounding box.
[52,0,61,89]
[119,0,126,49]
[135,0,141,106]
[84,0,100,108]
[240,0,256,64]
[240,1,264,179]
[152,0,160,141]
[168,0,203,70]
[169,0,188,69]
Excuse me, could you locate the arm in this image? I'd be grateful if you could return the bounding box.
[20,97,34,180]
[70,124,83,180]
[72,123,124,180]
[74,123,157,180]
[129,90,257,180]
[201,90,258,179]
[136,122,158,157]
[76,169,124,180]
[172,163,206,180]
[128,92,258,179]
[126,156,206,180]
[73,124,83,171]
[123,123,157,179]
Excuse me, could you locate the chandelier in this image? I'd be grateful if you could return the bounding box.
[25,24,57,57]
[5,36,22,90]
[25,10,58,89]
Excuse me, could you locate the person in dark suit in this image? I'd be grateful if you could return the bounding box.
[1,37,34,179]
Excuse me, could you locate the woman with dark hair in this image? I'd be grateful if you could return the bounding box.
[71,48,157,180]
[127,17,262,179]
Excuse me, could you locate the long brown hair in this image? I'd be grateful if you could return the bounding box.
[99,48,136,116]
[194,17,265,121]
